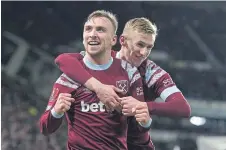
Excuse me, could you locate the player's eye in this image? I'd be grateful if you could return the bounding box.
[96,27,105,32]
[85,26,92,32]
[137,43,145,48]
[147,45,153,50]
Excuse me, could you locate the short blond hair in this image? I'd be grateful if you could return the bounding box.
[123,17,158,36]
[86,10,118,34]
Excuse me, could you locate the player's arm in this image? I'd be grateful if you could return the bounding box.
[146,73,191,117]
[55,53,91,85]
[55,53,124,111]
[39,74,77,136]
[144,60,191,117]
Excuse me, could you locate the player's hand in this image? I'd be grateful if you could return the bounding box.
[54,93,75,114]
[119,96,143,116]
[134,103,151,125]
[95,84,125,112]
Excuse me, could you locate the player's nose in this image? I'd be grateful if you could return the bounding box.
[140,48,148,57]
[89,29,98,38]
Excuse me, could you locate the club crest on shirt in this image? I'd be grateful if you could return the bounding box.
[116,80,129,93]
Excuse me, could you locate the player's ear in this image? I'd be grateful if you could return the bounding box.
[119,35,126,46]
[112,35,117,46]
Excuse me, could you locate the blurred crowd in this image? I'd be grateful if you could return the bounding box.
[1,74,67,150]
[1,81,67,150]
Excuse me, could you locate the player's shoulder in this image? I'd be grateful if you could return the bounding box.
[55,73,81,89]
[58,52,84,60]
[116,58,138,71]
[141,59,170,86]
[141,59,168,73]
[60,52,82,57]
[64,50,85,57]
[113,58,139,80]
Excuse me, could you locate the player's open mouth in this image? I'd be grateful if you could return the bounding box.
[88,41,100,45]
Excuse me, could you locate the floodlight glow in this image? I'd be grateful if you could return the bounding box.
[190,116,206,126]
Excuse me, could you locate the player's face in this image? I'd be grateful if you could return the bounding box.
[83,17,117,57]
[122,31,156,67]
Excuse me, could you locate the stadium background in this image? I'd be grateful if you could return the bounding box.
[1,1,226,150]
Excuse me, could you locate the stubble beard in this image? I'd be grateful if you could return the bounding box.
[87,46,108,61]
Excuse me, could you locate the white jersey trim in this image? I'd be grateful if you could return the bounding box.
[130,73,141,86]
[160,86,181,101]
[120,60,138,82]
[46,105,52,111]
[56,74,80,89]
[148,70,166,88]
[61,73,77,84]
[145,66,160,83]
[51,108,64,118]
